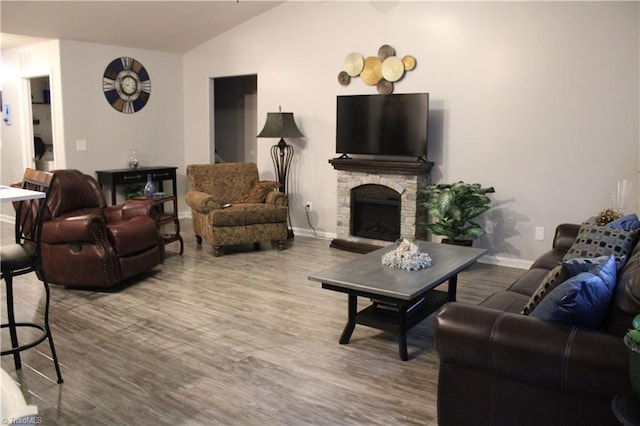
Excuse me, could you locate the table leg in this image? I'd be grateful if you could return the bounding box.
[339,294,357,344]
[398,305,409,361]
[448,274,458,302]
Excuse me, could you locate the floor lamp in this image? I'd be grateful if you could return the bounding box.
[257,108,304,238]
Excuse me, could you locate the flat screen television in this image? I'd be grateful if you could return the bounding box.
[336,93,429,159]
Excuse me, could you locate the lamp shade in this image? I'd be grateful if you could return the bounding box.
[257,112,304,139]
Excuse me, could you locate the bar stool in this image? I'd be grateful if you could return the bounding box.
[1,168,63,384]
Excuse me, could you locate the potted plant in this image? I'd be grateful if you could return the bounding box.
[624,314,640,398]
[420,181,495,245]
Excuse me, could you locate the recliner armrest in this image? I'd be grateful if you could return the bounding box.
[185,190,222,213]
[434,302,629,399]
[41,214,107,244]
[102,200,162,222]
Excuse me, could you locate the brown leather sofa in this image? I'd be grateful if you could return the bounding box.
[39,169,164,288]
[434,223,640,425]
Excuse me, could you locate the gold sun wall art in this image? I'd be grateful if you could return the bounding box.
[338,44,416,94]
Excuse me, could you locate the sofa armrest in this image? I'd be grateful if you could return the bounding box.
[42,214,107,244]
[553,223,581,250]
[434,302,629,399]
[265,191,287,207]
[185,190,222,213]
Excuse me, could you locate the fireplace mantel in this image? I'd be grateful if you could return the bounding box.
[329,158,433,175]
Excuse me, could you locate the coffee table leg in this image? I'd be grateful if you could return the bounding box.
[448,274,458,302]
[399,305,409,361]
[339,294,357,344]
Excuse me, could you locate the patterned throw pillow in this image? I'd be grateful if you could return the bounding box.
[234,181,280,204]
[521,264,565,315]
[564,223,638,260]
[522,224,638,315]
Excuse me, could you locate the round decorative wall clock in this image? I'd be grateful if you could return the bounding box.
[102,57,151,114]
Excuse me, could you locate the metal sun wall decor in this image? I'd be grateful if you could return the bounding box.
[338,44,416,94]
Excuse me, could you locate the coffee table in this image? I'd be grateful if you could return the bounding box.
[308,241,486,360]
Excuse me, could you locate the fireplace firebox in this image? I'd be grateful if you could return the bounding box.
[351,184,401,242]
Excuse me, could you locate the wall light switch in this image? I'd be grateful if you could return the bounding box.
[3,104,11,125]
[535,226,545,241]
[76,139,87,151]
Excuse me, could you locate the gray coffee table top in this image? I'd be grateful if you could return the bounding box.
[308,241,486,301]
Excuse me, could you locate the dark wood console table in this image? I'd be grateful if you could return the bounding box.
[95,166,183,254]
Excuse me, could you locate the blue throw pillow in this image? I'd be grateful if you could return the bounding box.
[562,255,610,278]
[608,213,640,231]
[530,255,617,329]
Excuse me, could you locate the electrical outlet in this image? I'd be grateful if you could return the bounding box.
[535,226,545,241]
[485,220,494,234]
[305,201,312,212]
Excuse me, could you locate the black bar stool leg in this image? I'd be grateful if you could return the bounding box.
[5,276,23,371]
[41,274,63,384]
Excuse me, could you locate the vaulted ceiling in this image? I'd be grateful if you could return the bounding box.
[1,1,282,53]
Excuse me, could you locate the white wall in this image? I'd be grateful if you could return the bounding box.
[1,39,63,220]
[1,39,184,211]
[184,1,639,265]
[58,40,184,201]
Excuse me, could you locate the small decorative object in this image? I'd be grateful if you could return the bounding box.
[343,52,364,76]
[127,149,139,168]
[144,174,156,198]
[596,208,623,226]
[338,45,417,94]
[421,181,495,244]
[337,71,350,86]
[613,179,632,213]
[103,56,151,114]
[624,314,640,399]
[381,239,432,271]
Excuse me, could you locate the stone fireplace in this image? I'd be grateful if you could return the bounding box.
[329,158,432,252]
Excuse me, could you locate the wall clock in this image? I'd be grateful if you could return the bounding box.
[102,57,151,114]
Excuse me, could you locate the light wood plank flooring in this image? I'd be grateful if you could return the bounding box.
[1,220,523,425]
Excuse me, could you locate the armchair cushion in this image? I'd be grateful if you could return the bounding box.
[210,203,287,227]
[234,181,280,204]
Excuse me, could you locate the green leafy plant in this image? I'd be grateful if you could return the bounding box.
[420,181,495,242]
[624,314,640,352]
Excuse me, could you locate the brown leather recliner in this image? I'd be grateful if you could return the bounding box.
[39,169,164,288]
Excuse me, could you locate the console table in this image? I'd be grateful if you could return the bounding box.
[95,166,183,254]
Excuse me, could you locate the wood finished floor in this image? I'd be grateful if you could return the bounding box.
[1,220,523,425]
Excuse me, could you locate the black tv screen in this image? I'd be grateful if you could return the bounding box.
[336,93,429,158]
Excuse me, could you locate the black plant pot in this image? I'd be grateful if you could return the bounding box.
[442,238,473,247]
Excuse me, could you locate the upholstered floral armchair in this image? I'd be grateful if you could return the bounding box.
[185,163,288,256]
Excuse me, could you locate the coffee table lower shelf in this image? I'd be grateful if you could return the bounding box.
[323,283,450,361]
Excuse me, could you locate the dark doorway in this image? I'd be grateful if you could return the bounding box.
[212,75,257,163]
[351,184,401,242]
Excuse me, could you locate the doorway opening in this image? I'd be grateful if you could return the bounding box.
[29,76,54,171]
[212,75,257,164]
